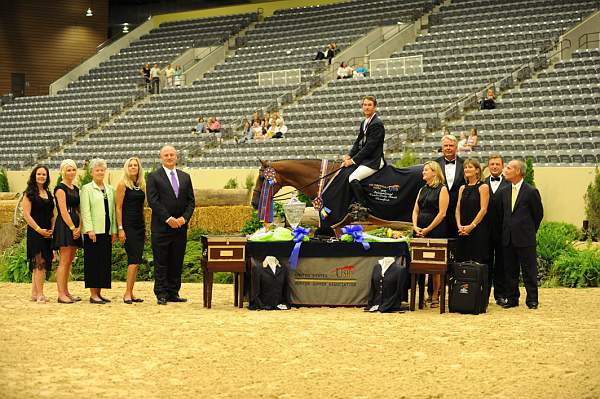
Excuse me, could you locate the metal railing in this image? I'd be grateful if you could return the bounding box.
[369,55,423,78]
[258,68,302,87]
[578,31,600,50]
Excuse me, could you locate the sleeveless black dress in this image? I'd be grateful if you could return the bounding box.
[416,184,447,238]
[122,187,146,264]
[26,192,54,272]
[457,183,489,263]
[84,193,112,289]
[52,183,83,249]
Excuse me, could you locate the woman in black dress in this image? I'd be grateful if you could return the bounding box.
[456,159,490,263]
[116,157,146,304]
[412,161,449,308]
[52,159,83,303]
[22,165,54,304]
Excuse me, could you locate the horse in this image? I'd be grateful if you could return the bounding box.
[251,159,424,233]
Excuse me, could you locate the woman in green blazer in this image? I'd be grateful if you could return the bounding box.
[80,159,117,304]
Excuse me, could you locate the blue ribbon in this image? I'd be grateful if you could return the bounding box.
[341,225,370,250]
[288,226,311,270]
[319,206,331,220]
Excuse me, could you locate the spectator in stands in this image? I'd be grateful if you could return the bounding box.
[239,118,252,143]
[252,120,266,139]
[481,88,496,109]
[206,117,221,133]
[174,65,183,87]
[165,64,175,88]
[329,42,337,64]
[192,117,206,133]
[466,127,478,149]
[354,63,368,79]
[115,157,146,304]
[337,62,353,79]
[412,161,449,308]
[80,158,117,304]
[456,159,490,264]
[273,119,288,139]
[52,159,83,304]
[140,63,151,92]
[22,165,54,304]
[457,131,470,155]
[150,63,161,94]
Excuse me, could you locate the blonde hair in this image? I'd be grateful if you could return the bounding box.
[423,161,446,188]
[121,157,146,191]
[463,158,483,182]
[59,159,77,179]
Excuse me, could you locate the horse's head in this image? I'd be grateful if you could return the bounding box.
[251,159,282,209]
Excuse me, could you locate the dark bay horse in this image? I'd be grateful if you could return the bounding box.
[251,159,424,229]
[251,159,340,208]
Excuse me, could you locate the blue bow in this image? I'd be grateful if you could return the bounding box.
[341,225,370,250]
[289,226,311,270]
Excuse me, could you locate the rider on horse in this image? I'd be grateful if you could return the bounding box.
[341,95,386,215]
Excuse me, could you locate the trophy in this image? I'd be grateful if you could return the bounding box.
[283,193,306,229]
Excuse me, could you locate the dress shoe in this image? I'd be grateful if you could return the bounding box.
[527,302,538,309]
[99,296,111,303]
[90,298,106,304]
[157,297,168,305]
[131,298,144,303]
[123,299,133,304]
[167,296,188,303]
[58,297,74,304]
[501,300,519,309]
[68,295,82,302]
[495,298,507,306]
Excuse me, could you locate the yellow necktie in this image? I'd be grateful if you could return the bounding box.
[511,185,517,211]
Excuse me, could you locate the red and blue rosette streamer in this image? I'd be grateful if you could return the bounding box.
[311,160,331,220]
[289,226,311,270]
[341,225,370,250]
[258,168,277,223]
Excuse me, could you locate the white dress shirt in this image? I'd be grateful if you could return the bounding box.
[444,159,456,190]
[489,175,503,193]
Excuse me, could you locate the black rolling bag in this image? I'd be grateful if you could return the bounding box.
[448,262,488,314]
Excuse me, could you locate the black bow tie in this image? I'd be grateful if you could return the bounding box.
[490,176,501,182]
[445,159,455,165]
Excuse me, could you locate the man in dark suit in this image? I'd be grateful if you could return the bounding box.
[435,135,464,238]
[342,95,385,212]
[484,154,511,305]
[146,145,196,305]
[499,159,543,309]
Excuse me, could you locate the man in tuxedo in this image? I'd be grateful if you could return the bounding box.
[435,135,464,238]
[342,95,385,214]
[146,145,196,305]
[484,154,511,305]
[499,159,543,309]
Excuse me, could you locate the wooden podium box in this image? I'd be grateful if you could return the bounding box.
[201,236,247,309]
[409,238,456,313]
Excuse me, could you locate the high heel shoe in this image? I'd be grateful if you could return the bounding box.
[123,298,133,304]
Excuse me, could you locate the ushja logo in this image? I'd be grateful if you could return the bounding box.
[330,265,354,278]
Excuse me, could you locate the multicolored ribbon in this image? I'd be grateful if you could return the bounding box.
[258,167,276,223]
[288,226,311,270]
[311,159,331,220]
[341,225,370,250]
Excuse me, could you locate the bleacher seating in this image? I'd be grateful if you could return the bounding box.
[0,13,255,170]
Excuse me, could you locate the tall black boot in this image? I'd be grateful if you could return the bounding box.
[349,179,367,206]
[349,180,369,221]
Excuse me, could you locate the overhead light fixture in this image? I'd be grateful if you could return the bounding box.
[86,7,93,16]
[122,23,129,33]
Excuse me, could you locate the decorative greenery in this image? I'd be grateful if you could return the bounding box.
[0,167,9,192]
[524,158,535,187]
[1,240,30,283]
[224,178,239,189]
[551,246,600,288]
[245,174,255,193]
[584,166,600,240]
[240,210,264,235]
[393,149,419,168]
[78,160,92,187]
[297,191,314,207]
[536,221,579,283]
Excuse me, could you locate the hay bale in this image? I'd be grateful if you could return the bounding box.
[143,205,253,234]
[300,207,320,227]
[0,201,18,225]
[194,189,250,207]
[0,193,19,201]
[0,223,18,253]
